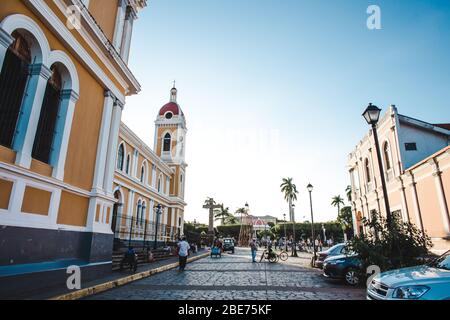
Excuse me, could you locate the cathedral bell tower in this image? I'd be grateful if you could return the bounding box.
[154,84,187,199]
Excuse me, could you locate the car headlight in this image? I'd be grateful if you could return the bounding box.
[392,286,430,299]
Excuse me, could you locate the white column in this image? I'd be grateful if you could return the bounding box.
[91,91,115,194]
[0,28,13,70]
[431,161,450,234]
[14,64,52,168]
[132,149,138,178]
[120,12,134,63]
[149,199,154,223]
[112,0,127,50]
[127,191,134,217]
[399,177,410,223]
[103,99,123,196]
[408,174,424,234]
[51,89,79,180]
[9,179,26,215]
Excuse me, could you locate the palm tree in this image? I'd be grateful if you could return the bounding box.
[224,214,238,225]
[280,177,299,256]
[235,207,246,225]
[345,185,352,202]
[331,195,345,216]
[280,178,298,221]
[214,204,232,225]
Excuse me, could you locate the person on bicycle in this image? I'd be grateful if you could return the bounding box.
[267,242,276,259]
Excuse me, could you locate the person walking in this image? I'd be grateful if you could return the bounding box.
[177,236,190,272]
[250,239,258,263]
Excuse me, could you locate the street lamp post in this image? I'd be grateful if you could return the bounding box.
[291,204,298,257]
[362,103,391,224]
[307,183,317,263]
[153,204,163,250]
[322,223,326,244]
[283,213,287,251]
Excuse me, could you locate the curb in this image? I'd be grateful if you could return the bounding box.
[50,252,210,300]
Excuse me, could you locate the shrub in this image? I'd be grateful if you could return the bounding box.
[348,210,432,272]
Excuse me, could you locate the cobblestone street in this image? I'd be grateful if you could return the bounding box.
[87,248,365,300]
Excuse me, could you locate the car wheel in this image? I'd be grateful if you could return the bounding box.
[344,268,360,286]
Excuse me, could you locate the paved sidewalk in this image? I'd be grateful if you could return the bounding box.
[29,250,209,300]
[86,248,366,300]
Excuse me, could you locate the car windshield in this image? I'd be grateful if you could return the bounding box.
[328,244,345,254]
[224,239,232,243]
[429,251,450,270]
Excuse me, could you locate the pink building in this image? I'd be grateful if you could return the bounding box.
[347,106,450,254]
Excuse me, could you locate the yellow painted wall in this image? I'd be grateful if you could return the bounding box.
[21,186,51,216]
[416,175,445,237]
[0,145,16,164]
[57,191,89,226]
[30,159,52,177]
[87,0,118,42]
[0,179,13,209]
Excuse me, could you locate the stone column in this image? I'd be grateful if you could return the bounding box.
[103,99,123,196]
[430,159,450,235]
[408,172,425,234]
[120,8,135,63]
[51,89,79,180]
[91,91,115,194]
[14,64,52,168]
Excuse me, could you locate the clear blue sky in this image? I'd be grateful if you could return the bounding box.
[124,0,450,224]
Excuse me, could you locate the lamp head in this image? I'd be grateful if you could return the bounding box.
[362,103,381,126]
[307,183,313,192]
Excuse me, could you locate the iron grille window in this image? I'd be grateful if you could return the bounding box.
[0,32,31,148]
[32,67,62,164]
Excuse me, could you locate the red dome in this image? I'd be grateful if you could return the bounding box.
[159,102,182,116]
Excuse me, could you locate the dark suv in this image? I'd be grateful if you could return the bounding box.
[223,238,235,254]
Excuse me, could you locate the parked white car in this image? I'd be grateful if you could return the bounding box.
[367,250,450,300]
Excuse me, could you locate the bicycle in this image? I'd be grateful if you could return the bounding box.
[277,250,289,261]
[259,250,279,263]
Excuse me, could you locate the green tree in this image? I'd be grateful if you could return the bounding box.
[214,204,232,225]
[338,206,353,239]
[345,185,352,202]
[349,210,432,273]
[280,177,298,221]
[234,207,246,224]
[331,195,345,217]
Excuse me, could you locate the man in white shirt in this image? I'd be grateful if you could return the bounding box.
[178,236,190,271]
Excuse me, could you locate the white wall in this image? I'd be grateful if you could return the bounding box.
[398,122,449,169]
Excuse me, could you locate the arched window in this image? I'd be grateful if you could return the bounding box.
[125,154,130,174]
[365,158,371,183]
[117,143,124,170]
[32,65,62,164]
[157,177,162,193]
[140,164,145,183]
[163,133,171,152]
[383,142,391,170]
[0,31,31,148]
[180,174,184,196]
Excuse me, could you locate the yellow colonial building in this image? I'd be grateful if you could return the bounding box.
[0,0,146,298]
[112,85,187,250]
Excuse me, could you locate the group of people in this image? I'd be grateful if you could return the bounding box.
[257,236,335,253]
